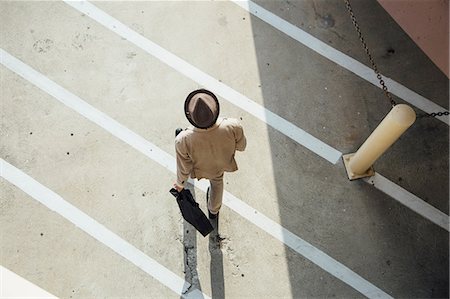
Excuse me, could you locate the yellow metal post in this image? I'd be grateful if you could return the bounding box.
[343,104,416,180]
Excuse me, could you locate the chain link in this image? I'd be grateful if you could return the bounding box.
[344,0,396,107]
[344,0,450,119]
[417,111,450,118]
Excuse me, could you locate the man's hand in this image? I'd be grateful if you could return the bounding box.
[173,182,184,192]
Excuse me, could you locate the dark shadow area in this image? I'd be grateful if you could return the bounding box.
[180,186,203,298]
[178,184,225,299]
[209,216,225,299]
[250,0,448,297]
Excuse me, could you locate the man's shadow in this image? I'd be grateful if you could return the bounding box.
[209,215,225,299]
[180,185,203,297]
[180,185,224,299]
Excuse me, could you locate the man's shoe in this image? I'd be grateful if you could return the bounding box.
[175,128,183,137]
[206,187,218,219]
[209,210,218,220]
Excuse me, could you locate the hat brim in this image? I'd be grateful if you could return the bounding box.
[184,89,220,129]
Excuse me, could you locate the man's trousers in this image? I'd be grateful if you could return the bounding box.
[207,173,224,215]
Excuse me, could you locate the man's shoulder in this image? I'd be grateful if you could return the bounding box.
[219,118,244,134]
[175,128,194,144]
[220,117,241,127]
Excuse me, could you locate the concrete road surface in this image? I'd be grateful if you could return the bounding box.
[1,1,448,298]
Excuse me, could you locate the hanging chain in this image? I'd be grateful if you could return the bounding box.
[344,0,396,107]
[417,111,450,118]
[344,0,450,119]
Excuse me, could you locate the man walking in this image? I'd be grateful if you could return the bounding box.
[173,89,246,219]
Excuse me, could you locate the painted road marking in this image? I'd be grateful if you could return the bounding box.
[1,265,57,299]
[3,23,447,231]
[57,1,449,231]
[0,49,391,299]
[364,173,449,231]
[0,159,208,299]
[232,0,449,125]
[59,1,449,232]
[63,0,342,165]
[0,49,175,172]
[200,180,393,299]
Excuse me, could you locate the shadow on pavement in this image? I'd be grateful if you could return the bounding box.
[179,186,225,299]
[209,217,225,299]
[180,187,203,298]
[249,0,448,297]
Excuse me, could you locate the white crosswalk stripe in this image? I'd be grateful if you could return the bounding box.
[1,48,392,299]
[232,0,449,125]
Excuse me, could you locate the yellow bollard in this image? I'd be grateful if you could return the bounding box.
[343,104,416,180]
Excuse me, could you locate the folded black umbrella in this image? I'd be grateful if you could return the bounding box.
[169,188,214,237]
